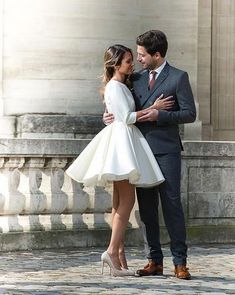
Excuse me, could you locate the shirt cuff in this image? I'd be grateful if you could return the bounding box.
[126,112,137,124]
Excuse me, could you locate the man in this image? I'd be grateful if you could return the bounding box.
[104,30,196,279]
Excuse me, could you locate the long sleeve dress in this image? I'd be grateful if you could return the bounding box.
[66,80,164,187]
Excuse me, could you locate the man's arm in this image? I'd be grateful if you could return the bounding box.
[104,95,174,124]
[138,72,196,124]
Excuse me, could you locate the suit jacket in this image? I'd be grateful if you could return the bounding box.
[131,62,196,154]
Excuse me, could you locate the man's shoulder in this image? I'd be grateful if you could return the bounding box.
[167,63,187,76]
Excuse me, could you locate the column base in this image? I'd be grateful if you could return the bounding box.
[0,116,16,138]
[16,114,104,139]
[184,120,202,140]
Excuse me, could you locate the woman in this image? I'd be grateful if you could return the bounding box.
[66,45,172,276]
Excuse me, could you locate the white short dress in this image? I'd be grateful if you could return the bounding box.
[66,80,165,187]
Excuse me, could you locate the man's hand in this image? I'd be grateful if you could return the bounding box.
[138,109,159,122]
[103,112,114,125]
[153,94,174,110]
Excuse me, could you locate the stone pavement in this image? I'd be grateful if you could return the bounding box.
[0,244,234,295]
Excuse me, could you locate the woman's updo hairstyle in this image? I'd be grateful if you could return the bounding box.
[102,44,133,86]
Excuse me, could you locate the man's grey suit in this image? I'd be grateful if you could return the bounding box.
[131,62,196,266]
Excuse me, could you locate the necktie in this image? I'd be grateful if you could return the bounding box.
[149,71,157,91]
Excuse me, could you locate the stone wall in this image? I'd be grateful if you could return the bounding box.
[0,139,234,251]
[181,141,235,243]
[0,0,201,140]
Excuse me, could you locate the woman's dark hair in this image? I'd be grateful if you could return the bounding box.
[136,30,168,57]
[102,44,133,86]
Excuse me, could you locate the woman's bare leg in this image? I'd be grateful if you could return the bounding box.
[107,180,135,269]
[112,183,128,269]
[118,241,128,269]
[112,182,119,221]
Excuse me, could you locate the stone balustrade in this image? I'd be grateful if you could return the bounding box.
[0,156,112,232]
[0,139,234,251]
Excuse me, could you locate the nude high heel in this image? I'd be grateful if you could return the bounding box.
[101,251,134,277]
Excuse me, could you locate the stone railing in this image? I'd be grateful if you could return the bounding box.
[0,139,234,251]
[0,139,141,251]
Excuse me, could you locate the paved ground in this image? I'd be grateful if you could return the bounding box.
[0,244,234,294]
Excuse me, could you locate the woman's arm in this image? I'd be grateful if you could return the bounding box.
[135,94,173,120]
[103,94,174,125]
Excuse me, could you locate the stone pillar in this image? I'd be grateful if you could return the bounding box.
[139,0,202,140]
[211,0,235,140]
[2,0,141,139]
[0,0,15,138]
[197,0,213,140]
[0,0,2,117]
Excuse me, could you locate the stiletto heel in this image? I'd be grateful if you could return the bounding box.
[101,251,134,277]
[101,260,105,274]
[101,258,112,276]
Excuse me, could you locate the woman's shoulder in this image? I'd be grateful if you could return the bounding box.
[106,80,128,92]
[107,79,124,87]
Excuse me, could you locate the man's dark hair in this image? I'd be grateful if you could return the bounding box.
[136,30,168,57]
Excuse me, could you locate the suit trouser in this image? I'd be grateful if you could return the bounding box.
[136,152,187,266]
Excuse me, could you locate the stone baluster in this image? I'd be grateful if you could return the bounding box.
[61,172,89,230]
[83,186,112,229]
[0,158,25,232]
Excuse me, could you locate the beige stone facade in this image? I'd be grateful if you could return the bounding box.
[0,0,202,139]
[0,0,234,140]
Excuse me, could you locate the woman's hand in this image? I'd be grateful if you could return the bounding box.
[103,112,114,125]
[152,94,174,110]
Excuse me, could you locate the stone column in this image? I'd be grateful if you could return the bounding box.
[139,0,202,140]
[0,0,15,138]
[211,0,235,140]
[0,0,2,116]
[197,0,213,140]
[2,0,141,139]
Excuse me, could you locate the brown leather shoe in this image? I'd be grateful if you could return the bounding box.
[136,261,163,276]
[174,265,191,280]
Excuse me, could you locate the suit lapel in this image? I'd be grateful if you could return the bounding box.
[134,70,149,107]
[141,63,170,108]
[151,63,170,94]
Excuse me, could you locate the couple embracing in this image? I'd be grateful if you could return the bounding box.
[66,30,196,279]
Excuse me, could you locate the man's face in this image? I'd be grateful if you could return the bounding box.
[136,45,158,70]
